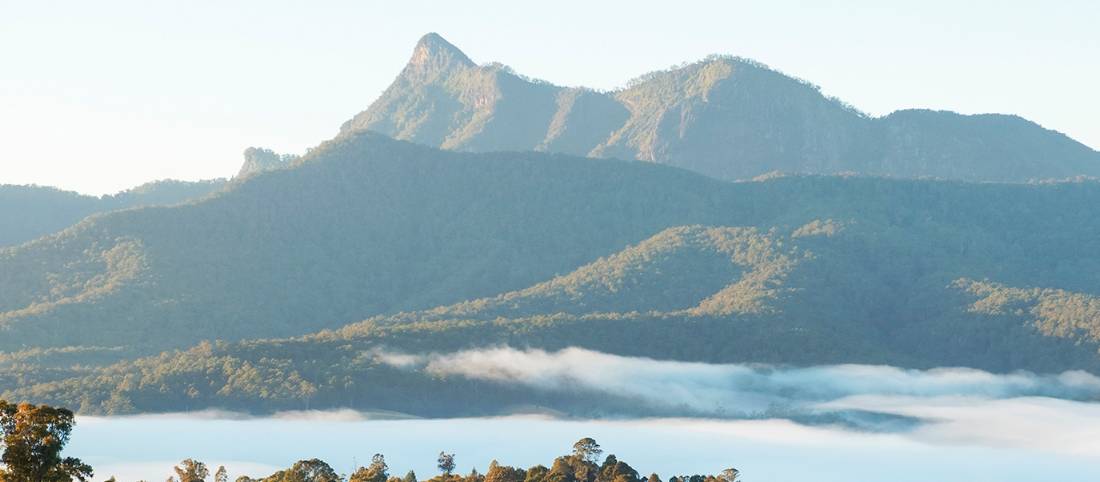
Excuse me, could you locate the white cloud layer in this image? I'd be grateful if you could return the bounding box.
[373,346,1100,456]
[378,346,1100,412]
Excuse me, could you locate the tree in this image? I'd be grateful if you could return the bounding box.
[349,455,388,482]
[522,466,547,482]
[370,455,388,478]
[717,469,739,482]
[173,459,209,482]
[265,459,340,482]
[402,471,417,482]
[596,455,638,482]
[437,453,456,476]
[0,400,93,482]
[484,461,524,482]
[215,466,229,482]
[571,439,602,464]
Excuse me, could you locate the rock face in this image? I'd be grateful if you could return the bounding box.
[237,147,297,178]
[341,33,1100,183]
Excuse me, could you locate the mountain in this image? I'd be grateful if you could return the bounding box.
[10,220,1100,415]
[341,33,1099,183]
[0,179,227,247]
[4,132,1100,416]
[0,132,739,355]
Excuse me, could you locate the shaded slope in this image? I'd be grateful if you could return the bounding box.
[4,134,1100,380]
[0,132,739,353]
[0,179,227,247]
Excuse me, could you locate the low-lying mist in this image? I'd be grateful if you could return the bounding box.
[72,346,1100,481]
[378,346,1100,422]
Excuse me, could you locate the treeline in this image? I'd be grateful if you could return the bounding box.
[156,438,742,482]
[0,399,740,482]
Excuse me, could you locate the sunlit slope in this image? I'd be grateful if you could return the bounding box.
[343,33,1100,182]
[0,133,738,352]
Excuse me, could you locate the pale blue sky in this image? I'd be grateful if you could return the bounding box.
[2,0,1097,195]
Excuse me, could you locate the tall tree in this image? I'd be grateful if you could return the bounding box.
[437,453,456,476]
[0,400,93,482]
[571,439,602,464]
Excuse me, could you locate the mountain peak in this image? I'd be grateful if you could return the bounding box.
[408,33,474,72]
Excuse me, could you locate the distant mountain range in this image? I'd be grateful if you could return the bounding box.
[4,132,1100,416]
[4,34,1100,416]
[0,179,227,247]
[343,33,1099,183]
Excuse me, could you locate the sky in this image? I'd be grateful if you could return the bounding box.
[2,0,1097,195]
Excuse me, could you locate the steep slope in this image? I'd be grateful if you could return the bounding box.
[4,132,1100,390]
[12,216,1100,416]
[237,147,299,178]
[342,34,1100,182]
[0,179,227,247]
[0,132,739,353]
[341,33,564,152]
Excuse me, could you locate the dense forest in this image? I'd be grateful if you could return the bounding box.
[343,33,1100,183]
[3,33,1100,419]
[0,401,740,482]
[0,179,227,247]
[3,131,1100,414]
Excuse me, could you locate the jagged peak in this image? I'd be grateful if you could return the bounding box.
[237,147,298,178]
[406,32,475,73]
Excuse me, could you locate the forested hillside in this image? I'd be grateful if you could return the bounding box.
[5,130,1100,359]
[0,132,739,355]
[0,179,227,247]
[342,34,1099,182]
[4,130,1100,415]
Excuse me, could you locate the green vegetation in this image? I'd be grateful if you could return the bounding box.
[238,147,300,178]
[0,400,739,482]
[3,131,1100,415]
[0,179,227,248]
[0,400,92,482]
[3,37,1100,416]
[342,34,1100,183]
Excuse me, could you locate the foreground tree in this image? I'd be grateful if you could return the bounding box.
[260,459,341,482]
[172,459,210,482]
[484,461,524,482]
[0,400,93,482]
[350,454,388,482]
[571,439,602,464]
[437,453,455,476]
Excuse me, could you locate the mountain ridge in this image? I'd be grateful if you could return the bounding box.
[341,34,1099,182]
[0,179,228,248]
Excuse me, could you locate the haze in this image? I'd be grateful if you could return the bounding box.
[2,0,1098,195]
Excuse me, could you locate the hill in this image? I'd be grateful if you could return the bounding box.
[0,132,741,355]
[0,179,227,247]
[341,33,1099,182]
[4,133,1100,414]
